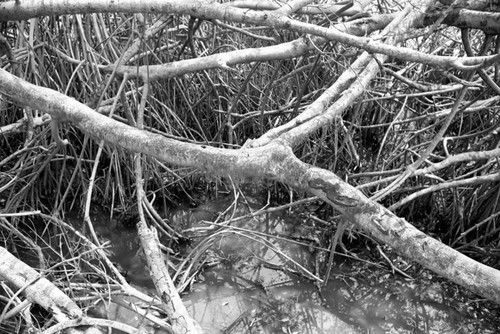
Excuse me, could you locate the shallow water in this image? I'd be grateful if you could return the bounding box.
[87,195,498,333]
[181,253,483,333]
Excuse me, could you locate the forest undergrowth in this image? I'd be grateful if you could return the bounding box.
[2,2,500,332]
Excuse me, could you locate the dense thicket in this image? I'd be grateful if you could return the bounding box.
[2,1,500,333]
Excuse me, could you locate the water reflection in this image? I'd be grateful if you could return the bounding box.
[176,198,484,334]
[182,263,476,334]
[86,196,494,333]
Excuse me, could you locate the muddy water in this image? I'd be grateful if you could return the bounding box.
[91,195,496,333]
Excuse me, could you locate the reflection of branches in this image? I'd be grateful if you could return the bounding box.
[321,278,385,332]
[321,273,468,333]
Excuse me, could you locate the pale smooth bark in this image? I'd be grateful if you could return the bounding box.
[0,0,498,69]
[1,65,500,303]
[0,247,86,333]
[1,0,500,315]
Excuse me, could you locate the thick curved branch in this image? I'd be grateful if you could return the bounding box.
[250,4,413,147]
[278,158,500,304]
[0,67,283,179]
[105,14,393,81]
[0,247,83,325]
[1,62,500,305]
[0,0,498,70]
[425,8,500,34]
[229,0,365,16]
